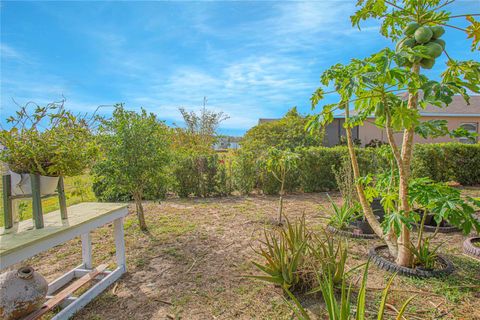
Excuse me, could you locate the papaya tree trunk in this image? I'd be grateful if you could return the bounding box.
[395,64,420,267]
[345,105,398,255]
[278,173,285,224]
[134,192,148,231]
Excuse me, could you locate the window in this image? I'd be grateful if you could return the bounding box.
[458,122,478,144]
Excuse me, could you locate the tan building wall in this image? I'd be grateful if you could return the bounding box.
[358,116,480,146]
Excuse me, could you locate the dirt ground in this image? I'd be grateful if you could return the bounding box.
[15,188,480,320]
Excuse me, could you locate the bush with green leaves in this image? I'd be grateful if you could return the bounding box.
[173,153,232,198]
[94,105,171,230]
[0,100,98,176]
[412,143,480,185]
[241,107,323,154]
[231,150,257,195]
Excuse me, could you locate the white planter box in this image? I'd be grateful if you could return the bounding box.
[9,171,59,196]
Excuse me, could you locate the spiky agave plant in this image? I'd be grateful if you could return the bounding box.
[283,261,415,320]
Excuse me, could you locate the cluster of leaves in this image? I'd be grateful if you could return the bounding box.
[173,153,232,198]
[0,100,98,176]
[251,217,351,295]
[298,261,414,320]
[241,107,324,154]
[327,195,362,230]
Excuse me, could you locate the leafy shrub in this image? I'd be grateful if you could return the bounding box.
[173,153,232,198]
[296,146,383,193]
[231,150,257,195]
[241,107,323,153]
[412,143,480,185]
[0,100,98,176]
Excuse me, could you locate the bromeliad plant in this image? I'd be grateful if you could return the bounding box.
[308,0,480,267]
[0,100,98,177]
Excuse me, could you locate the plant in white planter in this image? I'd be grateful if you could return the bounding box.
[0,100,99,196]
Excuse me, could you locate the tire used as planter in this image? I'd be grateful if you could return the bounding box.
[370,198,385,222]
[412,211,460,233]
[411,222,461,234]
[326,225,378,240]
[463,237,480,259]
[369,244,454,278]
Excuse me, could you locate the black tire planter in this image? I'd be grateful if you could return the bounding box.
[412,211,461,234]
[463,237,480,259]
[411,222,461,234]
[370,198,385,222]
[326,225,378,240]
[369,245,454,278]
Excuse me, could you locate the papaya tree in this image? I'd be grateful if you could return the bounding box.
[265,147,300,224]
[309,0,480,266]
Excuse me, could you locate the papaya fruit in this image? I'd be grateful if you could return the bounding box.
[396,37,415,52]
[430,26,445,39]
[432,38,446,50]
[403,38,416,48]
[425,42,443,58]
[403,22,420,36]
[420,58,435,69]
[414,26,433,44]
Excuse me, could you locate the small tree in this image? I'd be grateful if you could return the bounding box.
[265,147,300,224]
[98,105,171,231]
[176,97,229,153]
[309,1,480,267]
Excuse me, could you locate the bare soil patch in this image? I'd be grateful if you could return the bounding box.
[11,189,480,319]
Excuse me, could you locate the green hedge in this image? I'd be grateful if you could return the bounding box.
[412,143,480,185]
[296,146,385,192]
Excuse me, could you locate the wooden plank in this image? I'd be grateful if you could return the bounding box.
[23,264,108,320]
[51,267,124,320]
[0,203,127,255]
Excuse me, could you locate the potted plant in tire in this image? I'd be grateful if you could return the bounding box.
[0,100,98,196]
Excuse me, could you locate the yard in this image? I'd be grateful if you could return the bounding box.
[15,188,480,320]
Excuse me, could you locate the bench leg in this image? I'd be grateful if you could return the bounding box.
[81,233,92,269]
[114,217,126,271]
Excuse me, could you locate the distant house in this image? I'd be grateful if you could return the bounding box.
[353,95,480,146]
[257,95,480,147]
[213,136,242,150]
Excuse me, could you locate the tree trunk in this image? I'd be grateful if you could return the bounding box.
[345,105,398,255]
[134,193,148,231]
[395,64,420,267]
[278,178,285,224]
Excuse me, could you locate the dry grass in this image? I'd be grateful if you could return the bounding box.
[6,188,480,320]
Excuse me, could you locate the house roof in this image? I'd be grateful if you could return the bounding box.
[334,95,480,119]
[420,95,480,116]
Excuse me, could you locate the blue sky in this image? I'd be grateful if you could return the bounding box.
[1,1,478,136]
